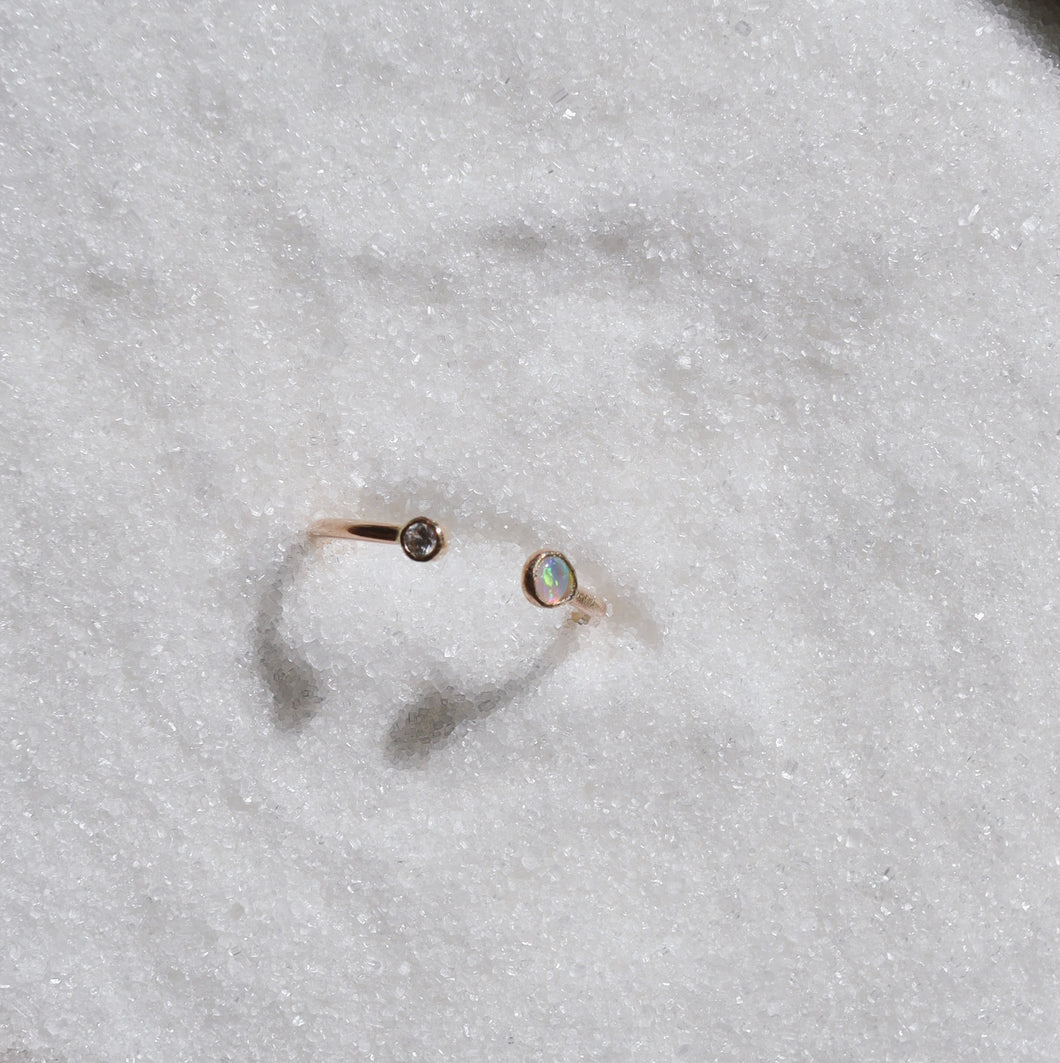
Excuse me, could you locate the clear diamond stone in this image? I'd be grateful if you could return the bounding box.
[400,518,442,561]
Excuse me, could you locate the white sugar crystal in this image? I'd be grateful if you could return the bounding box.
[1,0,1059,1060]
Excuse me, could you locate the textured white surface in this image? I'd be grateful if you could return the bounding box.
[2,0,1059,1059]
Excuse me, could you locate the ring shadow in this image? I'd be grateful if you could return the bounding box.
[384,623,582,766]
[253,533,592,757]
[253,539,323,732]
[997,0,1060,61]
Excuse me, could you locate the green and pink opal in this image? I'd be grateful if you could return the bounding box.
[532,552,575,606]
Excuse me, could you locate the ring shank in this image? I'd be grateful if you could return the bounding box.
[308,519,401,544]
[571,586,608,621]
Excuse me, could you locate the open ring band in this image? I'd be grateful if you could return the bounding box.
[308,517,607,622]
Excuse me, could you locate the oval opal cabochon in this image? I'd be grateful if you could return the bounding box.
[533,553,574,605]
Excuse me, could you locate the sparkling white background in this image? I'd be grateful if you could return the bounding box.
[1,1,1058,1060]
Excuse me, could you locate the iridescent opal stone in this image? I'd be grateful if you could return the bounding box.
[533,553,574,605]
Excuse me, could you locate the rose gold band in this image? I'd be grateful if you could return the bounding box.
[308,519,402,544]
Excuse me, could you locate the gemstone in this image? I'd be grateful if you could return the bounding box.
[533,553,575,606]
[400,518,442,562]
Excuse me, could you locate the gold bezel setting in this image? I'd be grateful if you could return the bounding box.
[399,517,446,562]
[522,550,578,608]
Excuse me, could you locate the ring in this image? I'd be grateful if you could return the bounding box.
[307,518,608,622]
[522,549,608,623]
[307,516,446,562]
